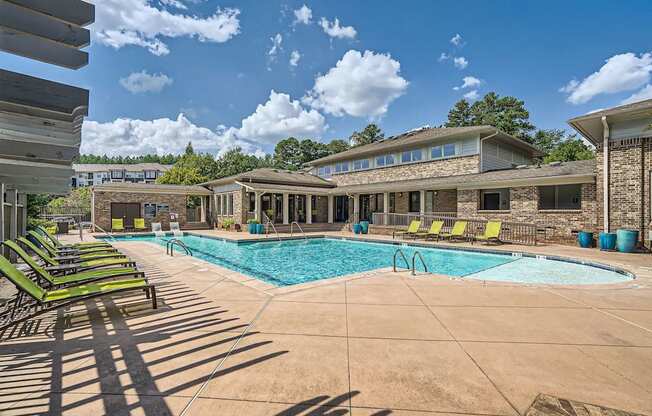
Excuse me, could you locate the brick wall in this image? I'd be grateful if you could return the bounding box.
[457,183,597,243]
[435,189,457,212]
[331,155,480,186]
[93,191,188,232]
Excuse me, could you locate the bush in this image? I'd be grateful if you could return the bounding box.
[247,219,259,224]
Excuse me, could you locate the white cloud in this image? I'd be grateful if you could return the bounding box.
[319,17,357,39]
[621,84,652,104]
[159,0,187,10]
[218,90,326,145]
[267,33,283,69]
[453,76,481,90]
[81,114,259,157]
[303,50,408,118]
[290,50,301,67]
[293,5,312,25]
[119,70,173,93]
[561,52,652,104]
[450,33,463,46]
[92,0,240,56]
[453,56,468,69]
[438,52,449,62]
[463,90,479,101]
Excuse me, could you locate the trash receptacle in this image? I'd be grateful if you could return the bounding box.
[56,221,69,235]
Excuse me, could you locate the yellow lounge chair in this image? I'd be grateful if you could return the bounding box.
[392,220,421,239]
[474,221,502,244]
[134,218,146,231]
[112,218,125,232]
[415,220,444,241]
[440,221,468,242]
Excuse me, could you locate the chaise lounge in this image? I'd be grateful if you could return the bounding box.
[392,220,421,239]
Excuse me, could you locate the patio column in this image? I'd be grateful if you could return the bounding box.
[419,190,426,215]
[200,196,206,223]
[0,183,4,243]
[327,195,334,224]
[254,192,262,222]
[353,194,360,223]
[306,194,312,224]
[282,193,289,224]
[383,192,389,225]
[7,189,17,241]
[19,193,27,236]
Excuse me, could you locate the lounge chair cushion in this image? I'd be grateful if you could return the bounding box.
[43,279,148,302]
[51,267,140,285]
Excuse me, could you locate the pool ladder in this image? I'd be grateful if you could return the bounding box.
[166,238,193,257]
[290,221,307,239]
[393,248,429,276]
[263,213,281,241]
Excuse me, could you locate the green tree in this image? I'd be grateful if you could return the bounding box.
[215,147,265,178]
[544,137,595,163]
[157,150,219,185]
[47,187,91,210]
[327,139,350,154]
[273,137,303,170]
[531,129,566,155]
[445,92,535,141]
[184,141,195,155]
[349,124,384,147]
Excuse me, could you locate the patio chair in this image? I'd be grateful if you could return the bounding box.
[0,254,156,331]
[28,231,118,257]
[169,222,183,237]
[439,221,469,242]
[414,220,444,241]
[112,218,125,232]
[151,222,165,237]
[392,220,421,239]
[134,218,146,232]
[2,240,144,288]
[35,225,112,249]
[17,237,135,273]
[473,221,503,245]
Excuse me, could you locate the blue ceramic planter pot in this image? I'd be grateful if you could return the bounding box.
[256,224,265,234]
[359,221,369,234]
[616,229,638,253]
[599,232,617,251]
[248,223,256,234]
[577,231,593,248]
[352,224,362,234]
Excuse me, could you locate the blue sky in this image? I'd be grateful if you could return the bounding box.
[2,0,651,156]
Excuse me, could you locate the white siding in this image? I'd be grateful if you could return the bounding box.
[481,139,532,172]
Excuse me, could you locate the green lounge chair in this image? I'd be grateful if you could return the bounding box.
[112,218,125,232]
[134,218,146,231]
[36,225,112,249]
[0,255,156,330]
[392,220,422,239]
[2,241,144,288]
[28,231,118,257]
[439,221,469,242]
[473,221,502,245]
[18,237,135,273]
[415,220,444,241]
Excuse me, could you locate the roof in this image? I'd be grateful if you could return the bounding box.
[73,163,172,172]
[335,159,596,193]
[202,168,335,188]
[568,98,652,144]
[237,182,333,196]
[307,125,543,166]
[92,182,212,195]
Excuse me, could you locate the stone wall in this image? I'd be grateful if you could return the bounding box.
[457,183,598,243]
[313,195,329,223]
[213,189,246,227]
[331,155,480,186]
[93,190,188,232]
[596,137,651,246]
[434,189,457,212]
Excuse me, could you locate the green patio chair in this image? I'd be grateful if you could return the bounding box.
[473,221,502,245]
[439,221,469,242]
[392,220,422,239]
[134,218,146,231]
[112,218,125,232]
[0,255,156,331]
[414,220,444,241]
[28,231,118,257]
[18,237,135,273]
[2,241,143,288]
[35,225,112,249]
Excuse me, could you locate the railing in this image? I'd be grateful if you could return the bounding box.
[392,248,410,272]
[263,212,281,241]
[411,251,428,276]
[166,238,193,256]
[92,223,118,242]
[290,221,307,239]
[373,212,539,246]
[39,206,91,222]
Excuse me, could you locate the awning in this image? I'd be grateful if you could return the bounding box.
[235,181,333,196]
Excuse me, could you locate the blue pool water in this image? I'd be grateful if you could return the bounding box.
[107,235,632,286]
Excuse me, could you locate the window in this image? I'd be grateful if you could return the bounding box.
[538,185,581,210]
[335,161,349,173]
[156,203,169,213]
[401,149,422,163]
[389,192,396,213]
[443,143,456,157]
[480,189,510,210]
[376,154,395,167]
[87,172,93,180]
[222,194,228,214]
[144,203,157,218]
[228,194,234,215]
[216,195,222,215]
[110,170,123,179]
[145,170,157,180]
[353,159,370,170]
[409,191,421,212]
[317,166,332,178]
[248,192,255,212]
[431,146,442,159]
[432,143,457,159]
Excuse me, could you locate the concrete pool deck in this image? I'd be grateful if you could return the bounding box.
[0,231,651,415]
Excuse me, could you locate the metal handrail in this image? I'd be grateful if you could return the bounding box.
[411,251,428,276]
[263,212,281,241]
[166,238,193,257]
[392,248,410,272]
[92,223,117,242]
[290,221,307,239]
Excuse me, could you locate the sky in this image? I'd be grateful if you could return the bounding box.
[1,0,651,157]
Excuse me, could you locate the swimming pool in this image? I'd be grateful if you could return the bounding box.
[106,234,633,286]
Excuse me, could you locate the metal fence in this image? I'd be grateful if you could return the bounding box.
[39,206,91,223]
[372,212,540,245]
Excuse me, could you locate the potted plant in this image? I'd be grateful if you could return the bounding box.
[247,219,259,234]
[223,218,234,231]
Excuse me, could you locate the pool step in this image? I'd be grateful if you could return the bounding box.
[268,223,347,233]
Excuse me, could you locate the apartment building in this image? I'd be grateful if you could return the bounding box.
[72,163,171,187]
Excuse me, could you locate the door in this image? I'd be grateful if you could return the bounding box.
[111,203,141,228]
[334,196,349,222]
[360,194,371,222]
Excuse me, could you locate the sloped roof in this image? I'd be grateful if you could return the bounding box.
[92,182,212,195]
[306,125,543,165]
[202,168,335,188]
[73,163,172,172]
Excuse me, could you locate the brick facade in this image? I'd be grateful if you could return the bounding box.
[330,155,480,186]
[93,190,188,232]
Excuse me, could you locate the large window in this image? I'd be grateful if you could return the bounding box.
[431,143,458,159]
[401,149,422,163]
[144,203,157,219]
[317,165,332,178]
[335,161,350,173]
[538,185,581,210]
[227,193,234,215]
[409,191,421,212]
[480,189,510,210]
[110,170,123,179]
[145,170,157,180]
[216,195,223,215]
[353,159,370,170]
[375,154,395,167]
[389,192,396,213]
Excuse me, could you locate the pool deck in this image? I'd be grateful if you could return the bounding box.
[1,230,651,415]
